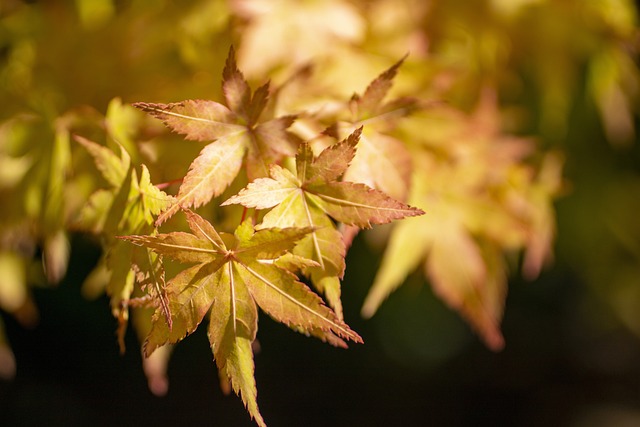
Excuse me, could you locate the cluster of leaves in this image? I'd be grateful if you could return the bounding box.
[124,49,427,423]
[1,0,638,425]
[80,49,424,424]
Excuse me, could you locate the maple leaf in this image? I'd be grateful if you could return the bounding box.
[349,55,409,120]
[361,157,506,351]
[310,57,419,247]
[75,135,174,350]
[134,47,299,225]
[223,128,424,315]
[362,91,560,351]
[321,56,418,203]
[225,128,423,227]
[231,0,365,77]
[119,210,361,426]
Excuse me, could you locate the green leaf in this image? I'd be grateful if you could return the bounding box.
[105,239,136,352]
[0,252,28,314]
[76,135,174,348]
[75,135,130,188]
[105,97,141,160]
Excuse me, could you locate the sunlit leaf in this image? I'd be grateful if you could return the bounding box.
[120,210,361,425]
[224,128,423,315]
[134,48,299,225]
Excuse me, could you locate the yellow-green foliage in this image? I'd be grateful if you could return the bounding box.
[0,1,638,425]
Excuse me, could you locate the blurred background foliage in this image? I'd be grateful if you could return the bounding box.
[1,0,640,425]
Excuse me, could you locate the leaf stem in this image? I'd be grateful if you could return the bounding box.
[155,177,184,190]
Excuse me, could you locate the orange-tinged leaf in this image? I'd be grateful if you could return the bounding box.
[427,224,505,351]
[362,92,553,350]
[222,165,299,209]
[155,134,246,225]
[305,126,360,183]
[252,115,298,158]
[225,128,422,316]
[342,130,412,202]
[133,101,242,142]
[246,82,270,125]
[120,211,360,426]
[184,208,226,249]
[141,344,172,397]
[328,59,417,230]
[306,181,423,228]
[237,261,359,342]
[228,128,423,228]
[222,46,253,122]
[233,0,365,77]
[0,322,16,380]
[136,48,299,222]
[522,152,564,280]
[352,55,407,119]
[144,262,225,356]
[208,261,263,426]
[321,58,418,236]
[120,232,222,264]
[42,230,70,285]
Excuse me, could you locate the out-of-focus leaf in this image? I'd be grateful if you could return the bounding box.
[232,0,365,77]
[363,90,560,350]
[132,306,172,397]
[0,317,16,380]
[0,251,27,313]
[0,154,32,189]
[75,0,115,30]
[42,230,70,285]
[80,257,110,300]
[105,97,142,160]
[588,47,638,145]
[75,135,130,189]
